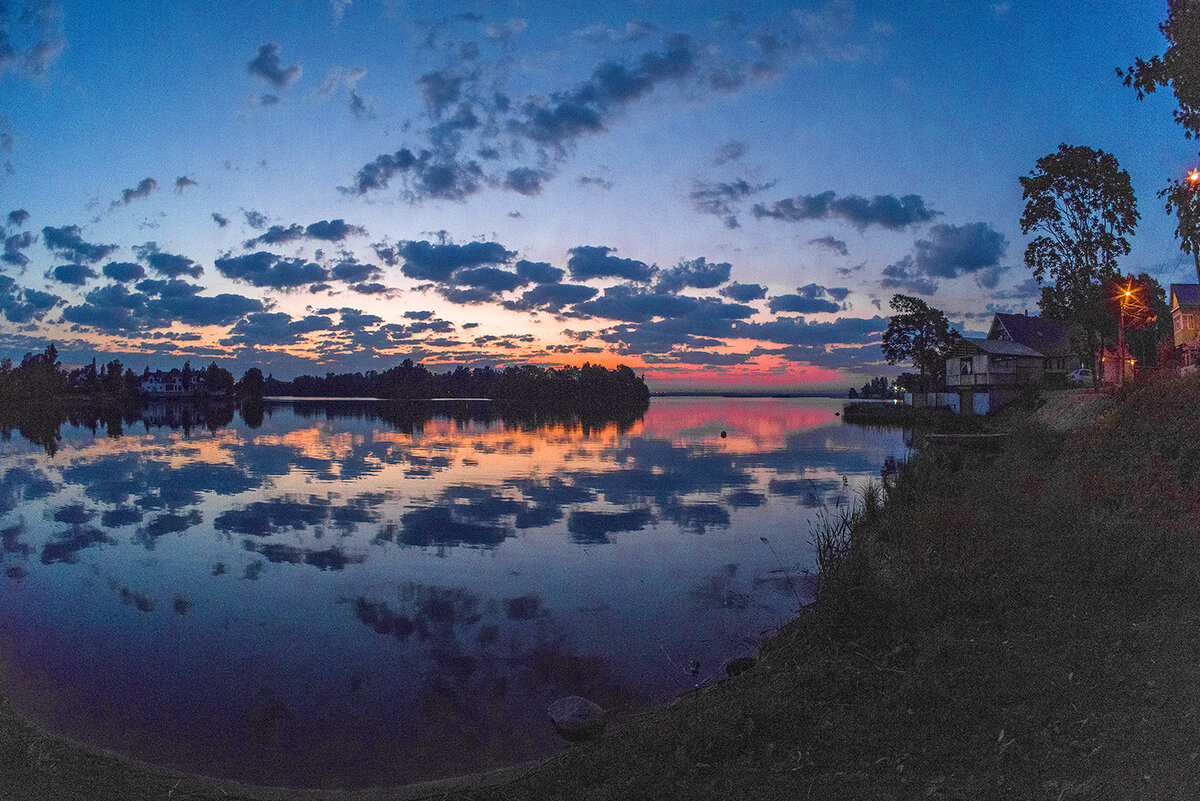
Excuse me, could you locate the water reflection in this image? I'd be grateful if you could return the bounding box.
[0,396,906,788]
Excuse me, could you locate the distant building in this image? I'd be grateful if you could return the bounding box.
[141,369,186,396]
[1170,284,1200,370]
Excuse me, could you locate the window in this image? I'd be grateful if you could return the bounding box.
[960,358,973,376]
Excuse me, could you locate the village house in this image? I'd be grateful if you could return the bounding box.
[140,369,188,396]
[1170,283,1200,370]
[987,312,1083,377]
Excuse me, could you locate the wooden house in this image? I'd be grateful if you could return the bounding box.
[987,312,1082,376]
[1170,284,1200,370]
[944,337,1044,414]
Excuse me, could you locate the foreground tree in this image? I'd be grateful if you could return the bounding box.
[1020,143,1139,373]
[1120,1,1200,280]
[881,294,960,390]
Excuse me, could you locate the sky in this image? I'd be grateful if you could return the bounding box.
[0,0,1196,392]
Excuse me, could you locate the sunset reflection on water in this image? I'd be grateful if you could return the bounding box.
[0,396,905,788]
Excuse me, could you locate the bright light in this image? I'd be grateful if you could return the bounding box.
[1191,169,1200,183]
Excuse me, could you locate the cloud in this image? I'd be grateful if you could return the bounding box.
[247,43,302,90]
[330,259,380,283]
[174,176,198,193]
[575,285,754,325]
[573,20,657,43]
[2,230,35,267]
[220,312,334,348]
[0,2,65,77]
[134,243,203,279]
[515,259,563,284]
[7,209,29,227]
[101,261,145,282]
[215,251,330,289]
[809,235,848,255]
[243,210,268,230]
[397,240,514,282]
[62,281,265,333]
[51,263,99,285]
[689,178,773,228]
[343,147,484,201]
[752,191,939,231]
[719,281,767,303]
[484,17,527,43]
[211,213,229,227]
[912,222,1008,279]
[0,275,59,323]
[304,219,367,241]
[117,178,157,205]
[42,225,117,264]
[732,314,888,347]
[417,70,463,116]
[655,257,732,293]
[768,283,848,314]
[576,175,613,190]
[880,255,939,295]
[502,283,598,312]
[504,167,546,196]
[244,224,304,248]
[567,245,655,282]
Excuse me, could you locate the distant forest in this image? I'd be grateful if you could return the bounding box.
[261,359,651,409]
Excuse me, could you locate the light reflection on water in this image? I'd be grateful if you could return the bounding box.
[0,396,906,788]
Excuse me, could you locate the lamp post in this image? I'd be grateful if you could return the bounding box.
[1191,169,1200,280]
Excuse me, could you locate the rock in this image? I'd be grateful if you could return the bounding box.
[547,695,606,741]
[724,656,757,678]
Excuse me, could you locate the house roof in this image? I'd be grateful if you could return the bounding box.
[1170,283,1200,308]
[955,337,1045,358]
[989,313,1071,355]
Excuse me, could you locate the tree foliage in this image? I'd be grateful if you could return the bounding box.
[881,294,960,388]
[1161,177,1200,281]
[1118,0,1200,138]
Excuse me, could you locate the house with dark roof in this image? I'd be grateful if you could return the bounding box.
[987,312,1083,375]
[1170,284,1200,370]
[944,337,1047,414]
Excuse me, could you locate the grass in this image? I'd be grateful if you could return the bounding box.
[6,377,1200,798]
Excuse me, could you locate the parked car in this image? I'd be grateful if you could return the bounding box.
[1068,368,1093,384]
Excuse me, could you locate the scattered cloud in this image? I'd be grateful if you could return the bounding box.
[0,275,59,323]
[211,213,229,228]
[567,245,655,282]
[42,225,117,264]
[753,191,939,231]
[174,176,198,193]
[101,261,146,283]
[689,178,773,228]
[2,230,35,267]
[50,263,98,285]
[247,43,302,90]
[655,257,731,293]
[215,251,330,289]
[809,235,849,256]
[711,140,746,166]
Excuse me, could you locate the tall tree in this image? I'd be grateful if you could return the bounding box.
[1020,143,1139,372]
[1120,1,1200,280]
[881,294,961,390]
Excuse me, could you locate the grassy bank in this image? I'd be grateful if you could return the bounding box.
[4,377,1200,799]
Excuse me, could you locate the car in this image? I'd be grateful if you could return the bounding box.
[1068,368,1093,384]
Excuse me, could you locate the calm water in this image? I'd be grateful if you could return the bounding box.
[0,396,905,788]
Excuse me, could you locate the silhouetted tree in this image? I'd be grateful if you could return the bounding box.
[881,295,960,390]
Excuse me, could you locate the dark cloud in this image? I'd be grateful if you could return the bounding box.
[502,282,598,312]
[689,178,772,228]
[42,225,118,264]
[880,255,939,295]
[101,261,145,282]
[305,219,367,241]
[61,283,264,332]
[576,175,613,190]
[243,210,268,230]
[118,178,158,205]
[0,276,59,323]
[655,257,731,293]
[215,251,330,289]
[515,259,563,284]
[330,260,380,283]
[349,282,388,295]
[7,209,29,227]
[809,235,849,255]
[912,222,1007,279]
[417,70,463,116]
[752,191,939,231]
[576,284,753,324]
[2,230,35,267]
[51,263,98,285]
[504,167,546,195]
[244,224,304,248]
[174,176,198,193]
[343,147,484,201]
[719,281,767,303]
[211,213,229,228]
[566,245,655,283]
[731,314,889,347]
[397,240,514,282]
[247,43,302,89]
[768,294,840,314]
[135,244,203,279]
[220,312,334,348]
[1,3,65,77]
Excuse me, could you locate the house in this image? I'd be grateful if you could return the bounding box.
[1170,283,1200,370]
[987,312,1083,376]
[944,338,1046,414]
[141,369,186,396]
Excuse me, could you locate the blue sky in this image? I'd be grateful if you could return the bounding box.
[0,0,1195,390]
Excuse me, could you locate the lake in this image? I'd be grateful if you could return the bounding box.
[0,396,906,789]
